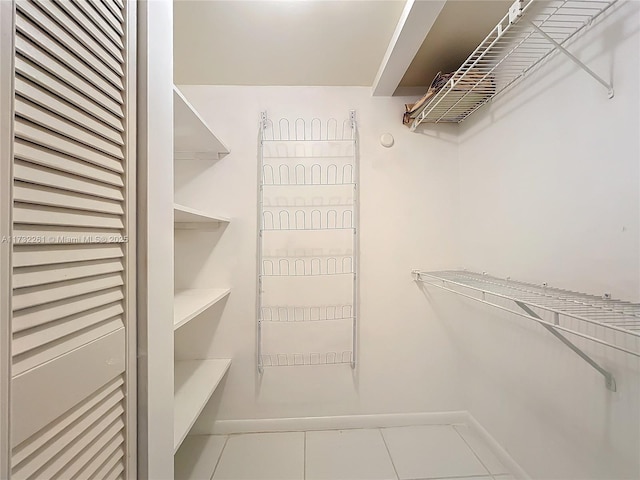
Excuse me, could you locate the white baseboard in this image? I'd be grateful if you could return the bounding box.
[462,412,531,480]
[210,411,468,434]
[207,410,529,479]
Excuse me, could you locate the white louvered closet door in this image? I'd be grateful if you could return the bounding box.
[8,0,136,478]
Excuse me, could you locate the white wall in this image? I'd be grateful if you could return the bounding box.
[452,2,640,478]
[172,87,464,424]
[458,2,640,302]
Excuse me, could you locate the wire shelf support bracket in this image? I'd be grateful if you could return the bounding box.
[257,112,359,373]
[412,270,640,391]
[515,300,616,391]
[410,0,617,129]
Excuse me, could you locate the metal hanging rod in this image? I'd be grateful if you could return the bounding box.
[410,0,617,128]
[413,270,640,391]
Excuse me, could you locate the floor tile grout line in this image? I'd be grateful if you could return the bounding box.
[378,428,401,480]
[207,427,511,480]
[405,474,496,480]
[209,435,230,480]
[452,424,494,477]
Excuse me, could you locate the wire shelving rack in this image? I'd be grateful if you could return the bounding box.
[410,0,617,129]
[413,270,640,391]
[260,351,353,368]
[257,113,358,373]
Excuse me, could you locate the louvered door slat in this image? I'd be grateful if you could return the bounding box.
[10,0,134,477]
[33,0,123,76]
[11,328,126,446]
[13,405,125,479]
[54,419,126,479]
[12,225,124,245]
[11,377,124,465]
[15,77,124,145]
[14,183,124,215]
[16,35,123,117]
[16,1,124,88]
[12,304,123,355]
[71,0,124,49]
[13,244,123,267]
[14,140,124,187]
[14,406,125,479]
[13,271,123,310]
[11,397,124,477]
[14,203,125,229]
[15,98,124,159]
[53,0,124,62]
[72,434,125,480]
[15,120,124,173]
[13,317,124,376]
[16,15,123,102]
[14,160,124,201]
[16,56,124,130]
[101,0,124,24]
[104,460,126,480]
[14,258,124,288]
[88,0,124,36]
[87,449,125,480]
[12,288,124,335]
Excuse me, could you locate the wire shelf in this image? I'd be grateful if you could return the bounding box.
[262,117,356,142]
[262,209,354,231]
[258,112,359,373]
[262,163,355,186]
[260,305,354,322]
[261,351,353,367]
[414,270,640,357]
[262,142,356,159]
[262,257,354,277]
[410,0,617,128]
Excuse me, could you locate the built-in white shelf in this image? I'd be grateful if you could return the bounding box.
[174,359,231,452]
[174,435,227,480]
[174,203,230,228]
[174,288,231,330]
[174,85,229,160]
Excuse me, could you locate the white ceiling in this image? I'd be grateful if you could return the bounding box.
[174,0,513,92]
[173,0,405,86]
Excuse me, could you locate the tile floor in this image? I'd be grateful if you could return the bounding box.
[186,424,517,480]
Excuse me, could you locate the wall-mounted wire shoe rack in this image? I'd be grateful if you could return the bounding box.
[257,113,358,373]
[410,0,618,129]
[413,270,640,391]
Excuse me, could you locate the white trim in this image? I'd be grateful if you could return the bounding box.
[462,412,532,480]
[124,1,137,478]
[136,0,175,477]
[207,411,468,435]
[0,1,13,477]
